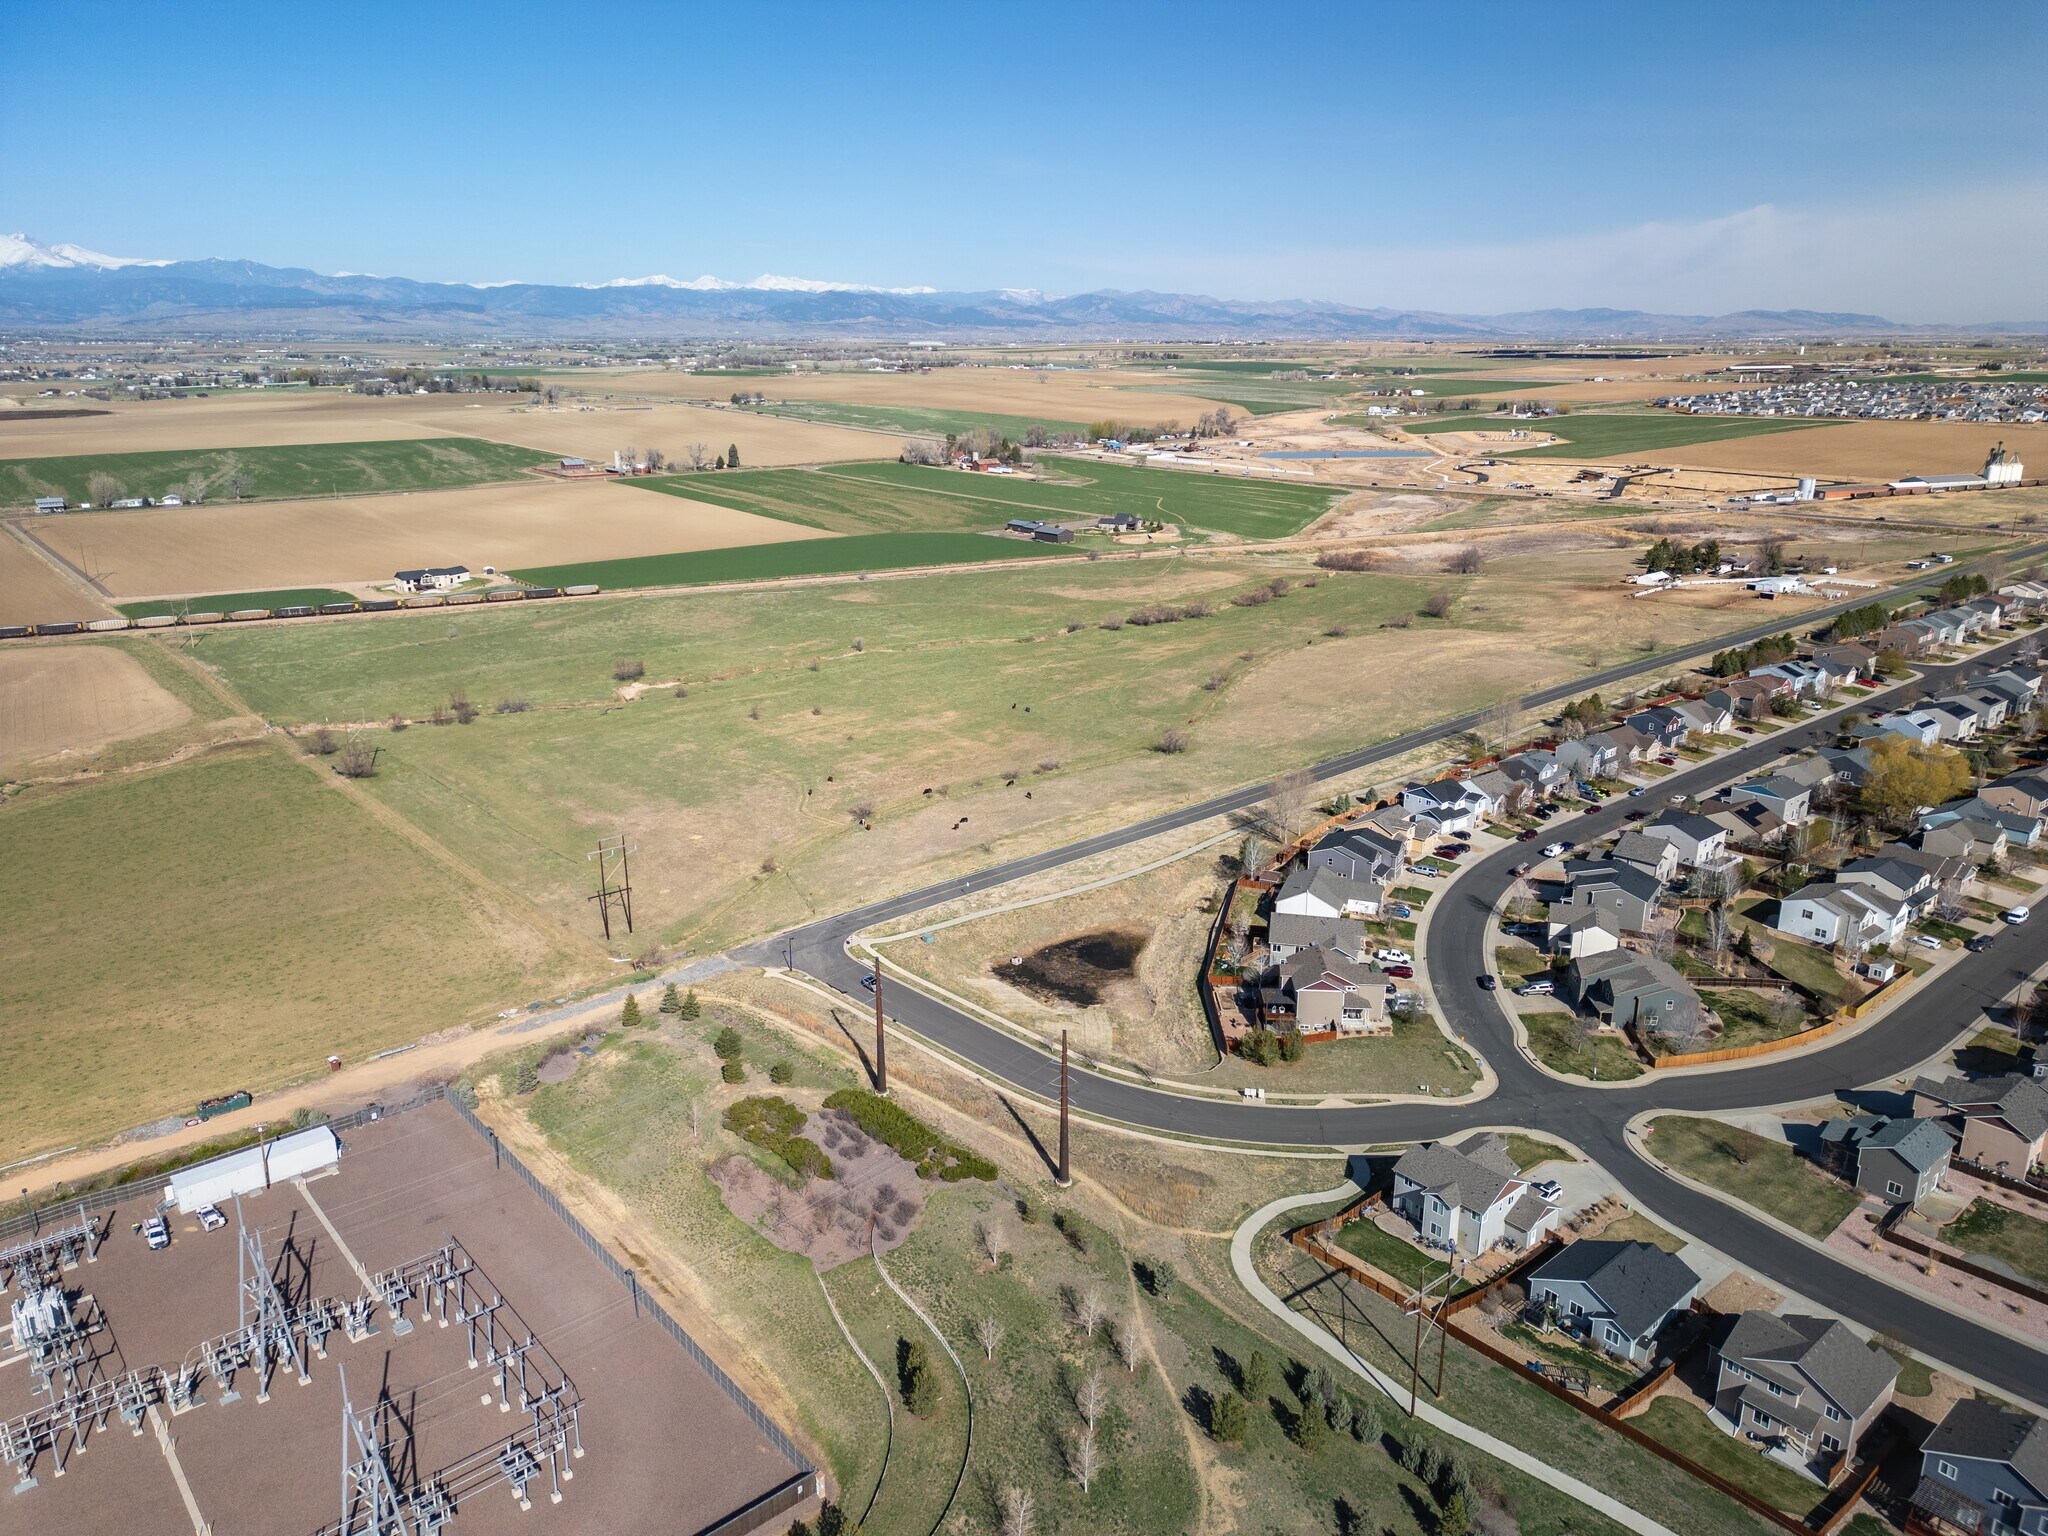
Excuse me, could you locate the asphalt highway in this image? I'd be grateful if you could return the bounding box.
[741,602,2048,1401]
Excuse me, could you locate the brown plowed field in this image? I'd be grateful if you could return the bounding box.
[383,397,902,465]
[0,390,478,455]
[0,644,191,769]
[0,523,108,617]
[1614,420,2048,481]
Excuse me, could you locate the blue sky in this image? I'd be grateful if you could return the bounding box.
[5,1,2045,318]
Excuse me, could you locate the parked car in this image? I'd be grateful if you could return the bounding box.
[1384,965,1414,978]
[1388,903,1414,919]
[1517,829,1538,841]
[2004,906,2030,925]
[1582,804,1601,815]
[142,1217,170,1251]
[1541,841,1567,857]
[1627,788,1644,798]
[1376,947,1413,966]
[1532,1179,1563,1202]
[1478,974,1498,991]
[1909,934,1943,950]
[1512,862,1532,877]
[1451,831,1472,842]
[1657,755,1678,766]
[1669,792,1686,803]
[1516,978,1556,996]
[197,1205,227,1232]
[1434,844,1464,859]
[1736,725,1757,735]
[1965,933,1997,953]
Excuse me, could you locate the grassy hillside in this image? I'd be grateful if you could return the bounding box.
[0,436,555,506]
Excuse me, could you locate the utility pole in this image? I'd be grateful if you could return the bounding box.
[1056,1030,1072,1188]
[586,833,636,941]
[873,955,887,1095]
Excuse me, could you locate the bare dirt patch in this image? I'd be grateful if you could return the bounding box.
[0,390,476,456]
[995,926,1149,1007]
[708,1108,924,1269]
[26,477,830,597]
[0,644,192,770]
[0,524,108,619]
[390,398,902,466]
[1612,420,2048,481]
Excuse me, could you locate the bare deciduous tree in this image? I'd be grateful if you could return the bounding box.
[1484,697,1520,754]
[1113,1318,1138,1372]
[975,1315,1005,1361]
[1000,1487,1036,1536]
[979,1221,1008,1267]
[1262,767,1315,841]
[86,469,124,507]
[645,447,667,472]
[1443,545,1485,575]
[1070,1425,1101,1493]
[224,469,253,501]
[1074,1367,1107,1428]
[1073,1289,1107,1338]
[686,441,711,471]
[1704,902,1731,960]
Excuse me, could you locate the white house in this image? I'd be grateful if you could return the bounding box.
[1773,882,1910,953]
[1390,1134,1559,1255]
[1273,864,1383,920]
[393,565,472,593]
[1401,778,1495,836]
[1639,810,1729,868]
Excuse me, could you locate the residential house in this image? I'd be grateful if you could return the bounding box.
[1774,754,1839,795]
[1910,1073,2048,1177]
[1527,1239,1702,1365]
[1306,824,1405,885]
[1873,710,1946,747]
[1712,1312,1899,1473]
[1923,797,2046,851]
[1873,622,1937,659]
[1501,750,1570,800]
[1810,641,1878,681]
[1816,744,1877,787]
[1978,667,2043,714]
[1266,912,1369,965]
[1673,696,1734,736]
[392,565,471,592]
[1818,1115,1954,1207]
[1274,864,1383,920]
[1555,734,1619,783]
[1470,766,1530,818]
[1980,769,2048,820]
[1545,897,1622,960]
[1772,881,1910,953]
[1611,831,1680,884]
[1917,818,2009,864]
[1259,948,1392,1036]
[1726,773,1815,828]
[1964,689,2013,731]
[1390,1133,1559,1255]
[1563,858,1665,933]
[1926,698,1985,742]
[1879,843,1974,902]
[1706,677,1781,721]
[1624,706,1692,751]
[1639,809,1731,868]
[1835,853,1938,916]
[1909,1398,2048,1536]
[1402,777,1496,836]
[1603,724,1656,766]
[1753,659,1830,697]
[1565,948,1701,1040]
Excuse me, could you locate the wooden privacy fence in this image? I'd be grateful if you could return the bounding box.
[1876,1204,2048,1308]
[1644,1012,1860,1070]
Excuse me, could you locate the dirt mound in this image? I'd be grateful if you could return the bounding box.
[708,1108,923,1269]
[995,927,1148,1007]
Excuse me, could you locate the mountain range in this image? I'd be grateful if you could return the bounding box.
[2,233,2040,341]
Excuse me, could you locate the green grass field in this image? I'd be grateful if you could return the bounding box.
[1396,412,1821,459]
[1125,369,1361,414]
[1628,1398,1823,1515]
[740,400,1092,442]
[512,530,1077,590]
[620,455,1344,541]
[1523,1013,1643,1080]
[117,588,359,619]
[0,437,555,507]
[0,748,590,1159]
[1643,1117,1858,1239]
[1943,1199,2048,1286]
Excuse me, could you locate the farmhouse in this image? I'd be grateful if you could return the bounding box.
[33,495,66,513]
[1526,1239,1701,1365]
[1004,518,1073,543]
[393,564,472,592]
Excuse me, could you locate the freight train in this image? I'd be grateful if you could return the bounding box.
[0,583,601,639]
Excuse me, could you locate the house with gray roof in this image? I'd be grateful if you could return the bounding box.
[1274,864,1382,921]
[1544,897,1621,961]
[1565,948,1700,1045]
[1981,768,2048,820]
[1611,830,1680,884]
[1266,911,1368,965]
[1471,766,1528,817]
[1816,743,1876,788]
[1923,796,2046,850]
[1501,749,1569,800]
[1836,853,1936,911]
[1306,823,1405,885]
[1639,809,1729,868]
[1819,1115,1954,1207]
[1563,858,1664,932]
[1401,777,1496,835]
[1260,948,1392,1037]
[1978,667,2043,714]
[1911,1074,2048,1177]
[1726,773,1815,827]
[1673,696,1734,735]
[1390,1133,1558,1255]
[1772,880,1910,953]
[1712,1312,1899,1473]
[1911,1398,2048,1536]
[1624,706,1691,750]
[1527,1239,1701,1365]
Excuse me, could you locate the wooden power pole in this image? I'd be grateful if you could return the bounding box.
[873,955,887,1095]
[1056,1029,1072,1187]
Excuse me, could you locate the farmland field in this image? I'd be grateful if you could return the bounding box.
[737,399,1092,442]
[1124,367,1363,414]
[510,529,1068,590]
[402,397,900,466]
[116,588,359,619]
[0,526,108,619]
[623,457,1347,540]
[191,539,1794,954]
[1643,419,2048,480]
[23,477,826,597]
[670,364,1222,427]
[1399,412,1816,457]
[0,644,191,771]
[0,437,554,507]
[0,747,593,1158]
[0,390,477,455]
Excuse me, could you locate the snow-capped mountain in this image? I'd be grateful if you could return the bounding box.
[582,273,937,294]
[0,232,168,270]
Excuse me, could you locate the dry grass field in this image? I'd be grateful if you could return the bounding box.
[0,524,108,617]
[383,397,902,464]
[669,365,1225,425]
[0,390,476,455]
[1639,420,2048,480]
[0,645,192,771]
[22,478,830,597]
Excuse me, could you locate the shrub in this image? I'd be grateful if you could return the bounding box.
[673,684,688,699]
[1036,758,1061,773]
[1210,1390,1249,1444]
[1315,548,1389,572]
[1422,591,1454,618]
[494,697,532,714]
[1383,612,1412,629]
[515,1062,539,1095]
[1153,728,1190,755]
[721,1060,746,1085]
[1443,546,1485,574]
[619,993,642,1029]
[1231,587,1273,607]
[387,713,409,731]
[821,1088,996,1180]
[1144,1258,1176,1298]
[1287,1404,1326,1451]
[769,1061,795,1085]
[449,690,479,724]
[1242,1351,1272,1399]
[1098,615,1124,631]
[713,1026,744,1059]
[898,1337,937,1415]
[1323,622,1349,638]
[1278,1029,1306,1062]
[612,658,646,681]
[723,1095,833,1179]
[1239,1026,1279,1066]
[303,726,338,755]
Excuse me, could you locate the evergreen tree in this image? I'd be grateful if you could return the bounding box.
[1241,1351,1271,1400]
[682,989,702,1019]
[1210,1390,1249,1443]
[727,443,741,469]
[714,1026,743,1059]
[660,982,682,1014]
[1436,1492,1471,1536]
[620,993,642,1029]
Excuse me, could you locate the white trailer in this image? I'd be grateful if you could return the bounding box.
[164,1125,340,1213]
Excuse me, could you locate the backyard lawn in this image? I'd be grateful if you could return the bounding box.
[1334,1218,1473,1296]
[1644,1117,1858,1239]
[1524,1013,1643,1081]
[1629,1398,1825,1515]
[1943,1199,2048,1287]
[1698,989,1809,1052]
[1497,1320,1638,1393]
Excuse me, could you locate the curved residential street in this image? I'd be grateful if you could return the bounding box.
[745,605,2048,1404]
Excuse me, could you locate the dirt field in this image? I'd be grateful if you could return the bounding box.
[0,389,476,456]
[669,365,1226,426]
[0,645,192,771]
[22,478,831,597]
[1600,419,2048,480]
[0,522,108,617]
[7,1098,810,1536]
[709,1105,925,1268]
[383,397,903,465]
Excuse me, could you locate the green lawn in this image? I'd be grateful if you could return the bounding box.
[620,455,1344,541]
[1643,1117,1859,1240]
[1497,1320,1638,1392]
[1698,989,1809,1052]
[1943,1199,2048,1287]
[1524,1013,1643,1081]
[1494,945,1552,981]
[1502,1134,1574,1171]
[510,530,1077,589]
[1334,1217,1473,1296]
[117,587,359,619]
[1758,936,1858,1009]
[0,437,554,506]
[738,399,1091,442]
[1395,413,1818,460]
[1628,1397,1824,1515]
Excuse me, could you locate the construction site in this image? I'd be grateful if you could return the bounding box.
[0,1095,814,1536]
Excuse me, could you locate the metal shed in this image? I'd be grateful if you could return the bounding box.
[164,1124,340,1212]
